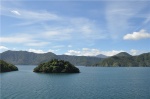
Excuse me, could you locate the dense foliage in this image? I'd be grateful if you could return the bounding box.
[97,52,150,67]
[0,50,58,65]
[0,50,102,66]
[0,60,18,72]
[33,59,80,73]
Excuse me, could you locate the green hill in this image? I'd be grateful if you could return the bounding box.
[1,51,149,67]
[114,52,132,57]
[0,50,58,65]
[98,52,150,67]
[0,60,18,72]
[0,50,102,66]
[33,59,80,73]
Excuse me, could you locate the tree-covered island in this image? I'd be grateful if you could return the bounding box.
[33,59,80,73]
[0,60,18,72]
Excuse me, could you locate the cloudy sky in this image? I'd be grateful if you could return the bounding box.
[0,0,150,56]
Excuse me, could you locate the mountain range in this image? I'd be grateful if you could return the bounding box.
[0,51,150,67]
[97,52,150,67]
[0,50,103,66]
[95,54,108,58]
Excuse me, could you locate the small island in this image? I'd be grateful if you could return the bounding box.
[33,59,80,73]
[0,60,18,72]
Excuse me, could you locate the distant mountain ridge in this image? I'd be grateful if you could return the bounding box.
[97,52,150,67]
[58,55,102,66]
[0,50,57,65]
[95,54,108,58]
[0,51,150,67]
[114,52,132,57]
[0,50,103,66]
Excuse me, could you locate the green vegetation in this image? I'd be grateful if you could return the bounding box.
[0,50,58,65]
[1,51,150,67]
[97,52,150,67]
[0,60,18,72]
[33,59,80,73]
[0,50,102,66]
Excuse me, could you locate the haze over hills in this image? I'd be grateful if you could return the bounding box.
[0,50,103,66]
[114,52,132,57]
[95,54,108,58]
[58,55,103,66]
[0,50,150,67]
[0,50,58,65]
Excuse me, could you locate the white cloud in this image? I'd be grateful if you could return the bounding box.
[0,46,8,50]
[0,28,72,47]
[1,6,61,25]
[0,37,32,43]
[2,6,107,44]
[81,25,92,33]
[129,49,148,56]
[101,50,125,56]
[130,49,139,55]
[9,9,61,23]
[28,48,60,54]
[65,48,149,56]
[27,48,61,54]
[48,49,60,53]
[68,45,72,48]
[28,49,46,54]
[143,15,150,24]
[105,2,149,39]
[48,49,55,53]
[0,28,72,45]
[123,29,150,40]
[0,46,9,52]
[65,48,124,56]
[21,10,60,21]
[65,50,81,56]
[41,28,73,41]
[26,42,50,47]
[0,33,34,43]
[11,10,21,15]
[70,18,107,40]
[52,45,65,48]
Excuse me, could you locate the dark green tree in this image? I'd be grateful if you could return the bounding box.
[33,59,80,73]
[0,60,18,72]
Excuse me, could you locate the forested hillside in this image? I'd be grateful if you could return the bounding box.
[0,50,102,66]
[97,52,150,67]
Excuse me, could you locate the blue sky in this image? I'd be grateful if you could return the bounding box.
[0,0,150,56]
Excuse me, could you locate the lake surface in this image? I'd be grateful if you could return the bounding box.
[1,65,150,99]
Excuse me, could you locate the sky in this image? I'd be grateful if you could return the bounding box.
[0,0,150,56]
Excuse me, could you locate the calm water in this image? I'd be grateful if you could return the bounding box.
[1,65,150,99]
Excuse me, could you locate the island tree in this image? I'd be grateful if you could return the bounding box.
[33,59,80,73]
[0,60,18,72]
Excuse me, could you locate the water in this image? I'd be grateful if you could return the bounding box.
[1,65,150,99]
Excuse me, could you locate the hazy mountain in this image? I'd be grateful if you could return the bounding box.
[1,51,149,67]
[114,52,132,57]
[0,50,58,65]
[97,52,150,67]
[58,55,103,66]
[0,50,102,66]
[96,54,108,58]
